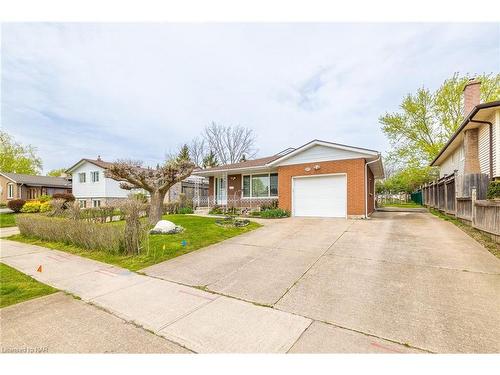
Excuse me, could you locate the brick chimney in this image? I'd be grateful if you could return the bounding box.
[463,78,481,116]
[462,78,481,174]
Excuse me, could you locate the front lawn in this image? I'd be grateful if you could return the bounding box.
[0,213,17,228]
[0,263,57,308]
[9,214,261,271]
[380,202,423,209]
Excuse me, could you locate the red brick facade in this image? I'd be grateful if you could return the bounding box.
[277,158,368,217]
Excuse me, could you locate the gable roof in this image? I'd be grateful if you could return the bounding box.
[194,139,384,178]
[0,172,71,188]
[66,158,114,173]
[431,100,500,166]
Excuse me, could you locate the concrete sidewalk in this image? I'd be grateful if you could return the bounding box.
[0,239,311,353]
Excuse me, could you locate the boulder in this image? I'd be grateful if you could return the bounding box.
[150,220,178,234]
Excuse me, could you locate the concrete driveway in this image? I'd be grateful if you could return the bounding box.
[143,211,500,353]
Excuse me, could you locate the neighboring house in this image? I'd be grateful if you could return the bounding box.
[67,157,208,208]
[0,172,72,204]
[431,79,500,181]
[193,139,384,218]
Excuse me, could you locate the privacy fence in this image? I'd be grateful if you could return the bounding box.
[419,173,499,242]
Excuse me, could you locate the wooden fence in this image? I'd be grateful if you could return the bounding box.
[420,173,499,241]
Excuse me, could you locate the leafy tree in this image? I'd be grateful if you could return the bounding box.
[202,150,218,168]
[380,73,500,167]
[47,168,67,177]
[0,131,42,174]
[106,151,195,225]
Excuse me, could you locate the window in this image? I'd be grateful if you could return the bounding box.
[92,200,101,208]
[242,173,278,198]
[91,171,99,182]
[79,172,86,183]
[7,183,14,199]
[242,176,251,197]
[79,200,87,208]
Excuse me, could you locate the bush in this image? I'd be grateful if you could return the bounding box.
[16,215,125,253]
[209,205,223,215]
[78,206,117,223]
[38,194,52,203]
[52,192,75,202]
[21,201,41,213]
[178,207,194,214]
[259,208,290,219]
[39,201,52,213]
[115,199,150,255]
[487,181,500,199]
[163,201,180,214]
[260,200,278,211]
[7,199,25,213]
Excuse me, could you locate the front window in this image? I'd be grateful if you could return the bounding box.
[92,199,101,208]
[242,173,278,198]
[91,171,99,182]
[7,183,14,199]
[79,172,86,183]
[252,174,269,197]
[79,200,87,208]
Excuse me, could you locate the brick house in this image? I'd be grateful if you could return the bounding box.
[193,140,384,218]
[431,79,500,181]
[0,172,72,204]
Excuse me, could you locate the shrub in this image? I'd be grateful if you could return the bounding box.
[48,199,67,217]
[260,200,278,211]
[259,208,290,219]
[178,207,194,214]
[7,199,25,213]
[163,201,179,214]
[39,201,52,213]
[38,194,52,203]
[115,199,149,255]
[20,201,41,213]
[209,205,223,215]
[16,215,125,253]
[52,192,75,202]
[129,192,149,203]
[78,206,117,223]
[487,181,500,199]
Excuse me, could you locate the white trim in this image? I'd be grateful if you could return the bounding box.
[0,172,17,183]
[194,164,273,176]
[241,172,278,199]
[291,173,348,218]
[7,183,14,199]
[268,140,378,167]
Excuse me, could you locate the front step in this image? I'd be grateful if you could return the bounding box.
[194,207,210,215]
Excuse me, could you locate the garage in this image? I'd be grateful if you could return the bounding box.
[292,174,347,218]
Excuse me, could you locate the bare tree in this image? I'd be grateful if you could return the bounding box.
[105,157,195,225]
[188,137,206,167]
[203,122,257,164]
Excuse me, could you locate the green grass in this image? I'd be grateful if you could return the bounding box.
[380,202,423,208]
[429,208,500,259]
[9,214,261,271]
[0,263,57,308]
[0,213,17,228]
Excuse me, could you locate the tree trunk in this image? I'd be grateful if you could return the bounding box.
[149,190,165,225]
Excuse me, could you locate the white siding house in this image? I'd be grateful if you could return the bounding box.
[67,158,145,207]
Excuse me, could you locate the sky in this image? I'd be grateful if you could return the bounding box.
[1,23,499,173]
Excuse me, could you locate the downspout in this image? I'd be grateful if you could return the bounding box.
[469,119,494,178]
[365,154,381,219]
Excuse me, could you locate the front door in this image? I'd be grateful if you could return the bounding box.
[215,176,227,205]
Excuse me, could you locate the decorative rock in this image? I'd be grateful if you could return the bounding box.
[149,220,184,234]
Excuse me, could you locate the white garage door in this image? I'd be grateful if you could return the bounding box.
[293,175,347,218]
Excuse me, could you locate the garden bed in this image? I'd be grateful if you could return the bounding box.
[9,214,261,271]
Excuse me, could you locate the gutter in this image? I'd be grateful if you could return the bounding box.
[365,155,381,218]
[431,100,500,166]
[468,118,494,178]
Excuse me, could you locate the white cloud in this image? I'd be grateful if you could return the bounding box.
[1,23,498,172]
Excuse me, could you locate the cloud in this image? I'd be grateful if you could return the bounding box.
[1,23,498,172]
